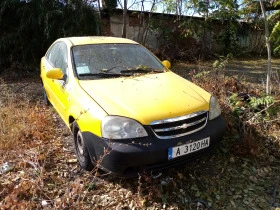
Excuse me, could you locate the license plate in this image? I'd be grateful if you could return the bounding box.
[168,137,210,160]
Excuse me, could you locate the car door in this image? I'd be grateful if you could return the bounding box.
[42,42,61,107]
[44,42,70,123]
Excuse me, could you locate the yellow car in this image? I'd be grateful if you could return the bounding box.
[41,37,225,177]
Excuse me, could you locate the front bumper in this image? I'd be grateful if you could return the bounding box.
[82,115,225,177]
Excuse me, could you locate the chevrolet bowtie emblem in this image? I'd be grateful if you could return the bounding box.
[181,123,189,129]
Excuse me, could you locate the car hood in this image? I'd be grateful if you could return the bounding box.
[78,72,211,125]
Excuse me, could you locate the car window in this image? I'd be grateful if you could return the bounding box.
[54,42,68,75]
[46,43,61,66]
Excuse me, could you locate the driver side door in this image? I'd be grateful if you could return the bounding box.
[43,42,69,123]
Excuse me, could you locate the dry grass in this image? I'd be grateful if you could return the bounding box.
[185,61,280,158]
[0,79,63,209]
[0,79,54,150]
[0,58,280,209]
[0,80,29,150]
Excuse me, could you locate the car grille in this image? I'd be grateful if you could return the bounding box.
[150,111,208,139]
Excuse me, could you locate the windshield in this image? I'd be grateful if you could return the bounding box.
[72,44,165,79]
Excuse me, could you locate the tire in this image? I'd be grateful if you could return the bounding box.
[72,122,94,171]
[42,86,50,106]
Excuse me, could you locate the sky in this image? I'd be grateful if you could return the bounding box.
[117,0,245,16]
[116,0,227,16]
[117,0,196,16]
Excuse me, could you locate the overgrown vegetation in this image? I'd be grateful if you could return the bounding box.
[150,16,213,61]
[190,57,280,157]
[0,79,53,150]
[0,0,279,71]
[1,59,280,209]
[0,0,100,72]
[0,0,280,208]
[270,10,280,56]
[142,0,280,61]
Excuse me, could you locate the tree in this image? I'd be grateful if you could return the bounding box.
[259,0,272,95]
[269,1,280,55]
[102,0,117,9]
[122,0,127,38]
[0,0,100,72]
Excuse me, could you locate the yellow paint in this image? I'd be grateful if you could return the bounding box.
[162,60,171,69]
[79,72,210,125]
[46,68,64,80]
[41,37,212,138]
[65,36,137,46]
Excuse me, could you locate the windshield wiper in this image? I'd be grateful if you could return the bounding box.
[78,72,122,78]
[78,68,163,78]
[99,66,122,73]
[120,68,163,74]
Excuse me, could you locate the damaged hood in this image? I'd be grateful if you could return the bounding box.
[78,72,211,125]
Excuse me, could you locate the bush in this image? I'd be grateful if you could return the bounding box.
[0,0,100,74]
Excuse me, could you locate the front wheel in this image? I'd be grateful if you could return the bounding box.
[72,122,94,171]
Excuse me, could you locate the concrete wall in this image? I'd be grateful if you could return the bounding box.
[109,14,160,49]
[104,12,265,55]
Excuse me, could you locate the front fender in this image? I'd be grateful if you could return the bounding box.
[68,103,107,138]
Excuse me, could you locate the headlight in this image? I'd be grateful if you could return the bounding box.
[102,116,148,139]
[209,96,221,120]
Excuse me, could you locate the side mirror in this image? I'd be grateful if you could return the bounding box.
[46,68,64,80]
[162,60,171,69]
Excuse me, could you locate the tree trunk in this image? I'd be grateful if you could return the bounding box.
[259,0,272,95]
[122,0,127,38]
[97,0,102,35]
[202,0,210,56]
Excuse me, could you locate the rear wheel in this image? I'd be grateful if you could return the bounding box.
[72,122,94,171]
[42,86,50,105]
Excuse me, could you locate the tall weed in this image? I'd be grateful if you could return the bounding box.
[190,59,280,156]
[0,79,55,150]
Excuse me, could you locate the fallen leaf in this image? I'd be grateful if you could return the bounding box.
[67,159,77,163]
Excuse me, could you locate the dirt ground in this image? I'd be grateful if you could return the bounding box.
[172,58,280,84]
[0,58,280,209]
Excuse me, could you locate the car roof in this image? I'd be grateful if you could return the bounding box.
[59,36,138,46]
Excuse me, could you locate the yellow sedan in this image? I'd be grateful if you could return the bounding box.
[40,36,225,177]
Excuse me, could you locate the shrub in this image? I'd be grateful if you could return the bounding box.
[0,0,100,73]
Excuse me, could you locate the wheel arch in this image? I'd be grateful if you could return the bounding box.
[67,104,82,131]
[69,115,76,132]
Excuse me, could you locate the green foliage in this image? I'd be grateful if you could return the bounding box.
[193,71,210,78]
[102,0,117,10]
[229,93,244,116]
[0,0,100,72]
[191,0,212,16]
[213,53,233,70]
[154,0,249,59]
[210,0,239,21]
[229,93,277,121]
[213,22,248,55]
[270,19,280,55]
[249,96,274,111]
[161,0,177,14]
[241,0,280,56]
[150,15,214,61]
[203,0,244,55]
[268,3,280,56]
